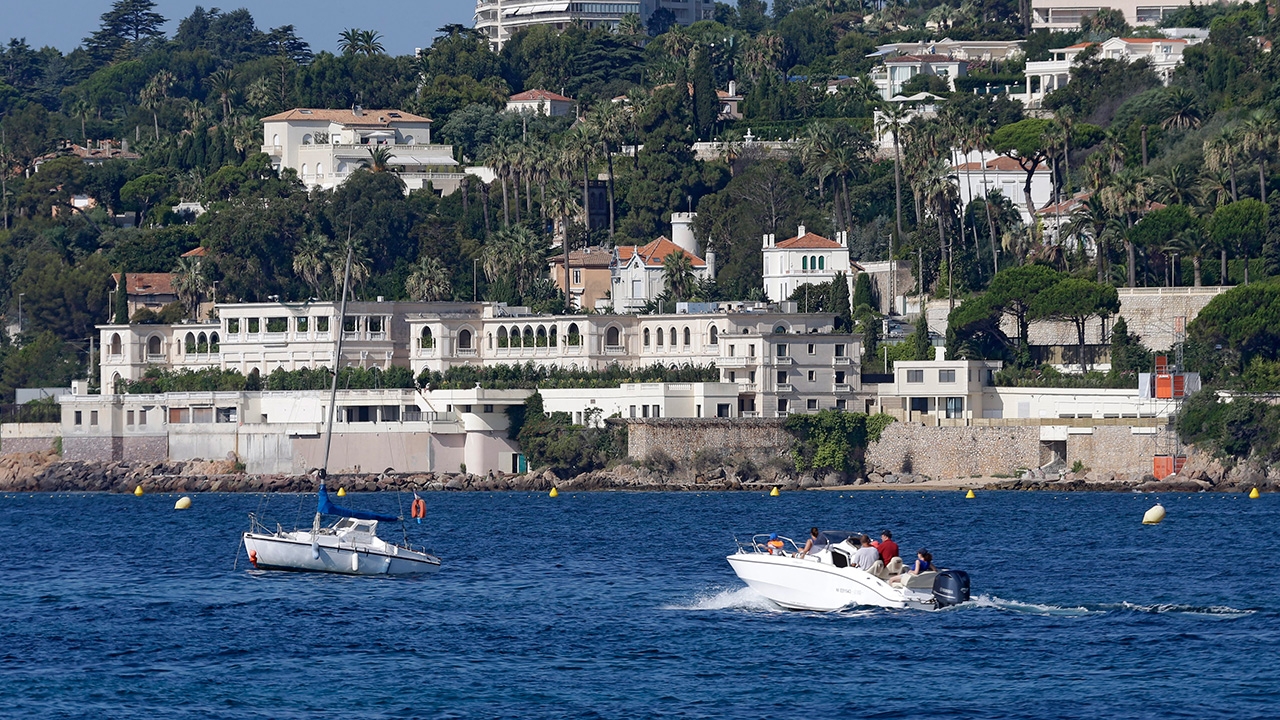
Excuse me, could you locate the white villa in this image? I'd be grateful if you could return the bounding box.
[762,226,859,303]
[610,212,714,313]
[260,107,465,194]
[474,0,716,50]
[868,39,1024,63]
[870,54,968,100]
[951,151,1054,225]
[506,89,576,117]
[1032,0,1209,30]
[1024,37,1198,105]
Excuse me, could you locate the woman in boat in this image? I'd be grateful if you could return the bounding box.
[889,550,934,584]
[797,527,820,558]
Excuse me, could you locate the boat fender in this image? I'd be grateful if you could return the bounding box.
[248,550,258,569]
[411,497,427,521]
[351,553,360,572]
[932,570,970,608]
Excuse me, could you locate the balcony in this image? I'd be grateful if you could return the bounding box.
[777,383,795,393]
[715,357,748,368]
[604,345,626,355]
[774,357,793,366]
[833,357,852,365]
[834,383,851,393]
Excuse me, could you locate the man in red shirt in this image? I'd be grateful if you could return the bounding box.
[875,530,899,565]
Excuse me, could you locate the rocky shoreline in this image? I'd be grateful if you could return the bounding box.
[1,450,1273,494]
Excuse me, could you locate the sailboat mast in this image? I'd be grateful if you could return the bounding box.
[321,245,355,475]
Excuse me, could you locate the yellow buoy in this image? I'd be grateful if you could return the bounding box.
[336,487,346,497]
[965,489,976,499]
[174,496,192,510]
[549,487,559,498]
[770,486,780,497]
[1142,503,1166,525]
[1249,487,1261,499]
[134,486,144,496]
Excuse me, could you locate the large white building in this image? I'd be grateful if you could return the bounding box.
[762,227,859,304]
[609,212,714,313]
[260,108,465,194]
[870,54,968,100]
[951,151,1054,226]
[1024,37,1199,106]
[1031,0,1217,30]
[475,0,716,50]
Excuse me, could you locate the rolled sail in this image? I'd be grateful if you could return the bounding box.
[316,483,399,522]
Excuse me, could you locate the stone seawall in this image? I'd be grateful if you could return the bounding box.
[625,418,792,463]
[867,423,1042,479]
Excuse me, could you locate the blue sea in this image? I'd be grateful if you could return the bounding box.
[2,490,1277,719]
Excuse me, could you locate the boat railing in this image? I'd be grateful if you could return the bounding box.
[737,533,804,556]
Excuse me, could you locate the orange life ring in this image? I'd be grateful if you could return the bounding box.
[248,549,258,568]
[410,498,426,519]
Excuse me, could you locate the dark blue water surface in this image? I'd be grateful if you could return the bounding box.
[3,490,1278,719]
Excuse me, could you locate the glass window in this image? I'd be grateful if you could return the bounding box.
[835,344,845,357]
[247,318,259,333]
[907,369,924,383]
[777,371,787,383]
[74,411,82,426]
[90,411,98,426]
[317,317,330,332]
[808,371,816,382]
[808,343,815,354]
[945,397,965,418]
[776,344,787,357]
[777,399,788,413]
[297,317,308,332]
[939,369,956,383]
[835,371,846,384]
[807,399,818,410]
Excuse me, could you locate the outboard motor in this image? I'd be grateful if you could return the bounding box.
[932,570,971,608]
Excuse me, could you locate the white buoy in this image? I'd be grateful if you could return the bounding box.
[174,496,192,510]
[1142,503,1166,525]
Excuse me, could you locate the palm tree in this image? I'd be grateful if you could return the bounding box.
[405,254,453,301]
[1063,195,1113,282]
[484,140,513,227]
[663,249,696,302]
[587,102,626,239]
[566,122,597,240]
[1100,170,1149,286]
[875,102,911,248]
[920,157,959,304]
[616,13,645,43]
[293,233,333,298]
[1152,164,1196,205]
[1161,88,1203,131]
[1204,126,1240,203]
[330,238,371,300]
[204,69,236,121]
[362,146,396,172]
[481,225,547,297]
[183,99,213,132]
[68,97,93,142]
[173,256,211,320]
[1240,109,1276,203]
[1168,227,1209,287]
[338,29,384,56]
[359,30,385,55]
[140,70,176,141]
[544,178,580,307]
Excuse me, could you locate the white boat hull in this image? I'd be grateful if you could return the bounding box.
[244,531,441,576]
[727,553,933,611]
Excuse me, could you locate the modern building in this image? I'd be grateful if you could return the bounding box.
[761,226,859,303]
[870,54,968,100]
[506,89,576,116]
[609,212,713,313]
[475,0,716,50]
[1023,37,1198,105]
[1031,0,1215,30]
[260,108,465,194]
[868,39,1024,63]
[548,246,614,311]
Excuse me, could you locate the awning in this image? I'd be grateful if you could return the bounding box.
[363,130,396,138]
[505,2,569,16]
[385,152,459,167]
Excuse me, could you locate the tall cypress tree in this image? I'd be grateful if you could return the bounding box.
[691,45,717,140]
[830,271,852,332]
[114,271,130,324]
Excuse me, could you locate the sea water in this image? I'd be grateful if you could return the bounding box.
[2,490,1277,718]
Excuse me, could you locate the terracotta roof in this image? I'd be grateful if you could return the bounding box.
[1063,42,1096,50]
[548,246,613,269]
[775,232,843,250]
[509,89,574,103]
[112,272,176,296]
[616,237,705,268]
[885,54,963,63]
[180,246,207,258]
[259,108,432,125]
[69,143,140,161]
[953,156,1050,172]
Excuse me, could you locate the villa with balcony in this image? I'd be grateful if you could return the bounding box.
[260,107,465,194]
[1023,37,1198,106]
[762,226,861,304]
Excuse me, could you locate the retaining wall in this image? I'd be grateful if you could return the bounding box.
[625,418,792,463]
[0,423,60,455]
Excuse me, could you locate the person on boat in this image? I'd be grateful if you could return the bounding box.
[874,530,899,565]
[853,535,881,571]
[798,527,821,558]
[760,533,785,555]
[889,550,934,584]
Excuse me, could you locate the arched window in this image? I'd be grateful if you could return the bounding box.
[497,327,508,347]
[683,327,691,346]
[185,333,196,354]
[300,163,308,177]
[272,133,279,146]
[198,332,207,346]
[644,328,651,346]
[536,326,547,347]
[709,326,719,345]
[811,255,818,270]
[774,325,787,334]
[110,333,122,355]
[549,326,557,346]
[523,326,534,347]
[605,326,621,347]
[210,332,220,349]
[656,328,664,346]
[567,323,580,346]
[458,329,473,350]
[802,256,808,270]
[404,135,414,144]
[818,256,825,270]
[421,327,435,349]
[147,336,162,356]
[316,163,323,177]
[669,328,677,346]
[302,134,313,145]
[111,372,121,391]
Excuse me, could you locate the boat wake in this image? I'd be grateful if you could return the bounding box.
[963,594,1097,616]
[1101,601,1257,618]
[960,595,1256,618]
[664,586,781,612]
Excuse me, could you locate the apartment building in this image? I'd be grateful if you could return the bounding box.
[474,0,715,50]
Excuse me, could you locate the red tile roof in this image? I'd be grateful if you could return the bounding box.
[180,246,207,258]
[112,273,176,296]
[616,237,705,268]
[953,156,1049,172]
[548,246,613,268]
[509,89,574,103]
[775,232,843,250]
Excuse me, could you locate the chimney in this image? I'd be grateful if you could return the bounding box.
[706,250,716,279]
[797,225,806,238]
[353,104,364,117]
[934,345,946,362]
[728,80,737,97]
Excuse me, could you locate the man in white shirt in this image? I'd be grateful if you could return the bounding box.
[853,534,881,571]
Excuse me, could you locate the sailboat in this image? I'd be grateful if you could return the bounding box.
[241,246,442,575]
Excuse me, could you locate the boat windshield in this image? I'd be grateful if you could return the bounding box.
[816,531,859,548]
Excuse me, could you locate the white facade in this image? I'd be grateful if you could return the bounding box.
[762,226,857,303]
[610,213,712,313]
[1024,37,1197,105]
[260,108,464,194]
[952,150,1054,226]
[540,382,743,424]
[870,39,1024,63]
[1032,0,1218,30]
[475,0,715,50]
[871,54,968,100]
[507,89,576,116]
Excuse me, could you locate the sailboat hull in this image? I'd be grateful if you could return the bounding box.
[244,532,441,576]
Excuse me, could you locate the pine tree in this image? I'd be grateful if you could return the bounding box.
[691,45,717,140]
[852,272,875,311]
[84,0,167,63]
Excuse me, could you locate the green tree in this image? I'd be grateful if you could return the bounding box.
[114,271,129,324]
[912,315,932,361]
[120,173,168,225]
[84,0,166,63]
[691,45,717,140]
[663,249,697,302]
[0,332,84,403]
[984,264,1066,354]
[1208,199,1267,284]
[1030,278,1120,372]
[830,271,852,332]
[405,254,453,301]
[991,118,1052,233]
[852,272,875,312]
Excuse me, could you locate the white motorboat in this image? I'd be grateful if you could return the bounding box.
[726,531,969,611]
[243,484,441,575]
[239,245,441,576]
